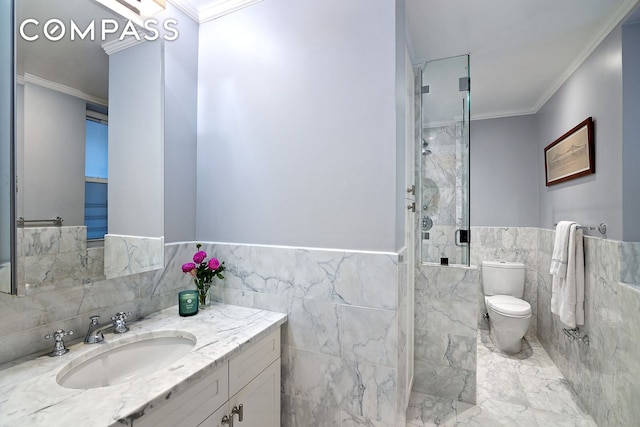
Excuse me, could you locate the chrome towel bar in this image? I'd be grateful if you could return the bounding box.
[554,222,606,235]
[17,216,63,227]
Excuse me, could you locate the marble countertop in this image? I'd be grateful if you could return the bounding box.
[0,303,287,426]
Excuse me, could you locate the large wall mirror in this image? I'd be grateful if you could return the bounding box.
[4,0,165,295]
[1,0,15,293]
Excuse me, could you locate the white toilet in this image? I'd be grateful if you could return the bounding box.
[482,261,532,354]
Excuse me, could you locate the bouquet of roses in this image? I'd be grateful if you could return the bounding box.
[181,243,225,306]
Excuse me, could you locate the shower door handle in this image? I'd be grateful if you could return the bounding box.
[455,229,469,246]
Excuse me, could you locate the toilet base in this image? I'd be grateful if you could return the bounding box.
[489,326,523,354]
[486,308,531,354]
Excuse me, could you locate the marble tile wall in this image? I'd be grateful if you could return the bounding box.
[104,234,164,279]
[204,242,406,427]
[17,226,104,293]
[420,125,466,265]
[470,227,539,336]
[0,242,189,365]
[413,263,479,404]
[474,226,640,425]
[537,230,640,426]
[1,240,408,426]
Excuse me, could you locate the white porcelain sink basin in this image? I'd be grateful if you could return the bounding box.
[57,330,196,389]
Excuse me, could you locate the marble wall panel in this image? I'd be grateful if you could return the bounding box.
[207,242,405,426]
[104,234,164,279]
[537,231,640,427]
[420,124,469,266]
[620,241,640,284]
[471,226,538,335]
[413,263,479,405]
[17,226,104,292]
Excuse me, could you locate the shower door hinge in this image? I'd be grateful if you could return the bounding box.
[407,202,416,212]
[406,185,415,196]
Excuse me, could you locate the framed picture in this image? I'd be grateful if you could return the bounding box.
[544,117,595,186]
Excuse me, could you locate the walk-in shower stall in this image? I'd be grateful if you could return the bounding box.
[419,54,470,266]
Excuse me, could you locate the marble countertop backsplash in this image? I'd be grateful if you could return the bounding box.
[0,303,286,427]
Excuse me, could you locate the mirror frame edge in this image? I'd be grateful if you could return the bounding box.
[9,0,17,295]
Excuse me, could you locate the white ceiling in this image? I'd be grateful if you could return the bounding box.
[18,0,640,119]
[406,0,640,119]
[173,0,640,118]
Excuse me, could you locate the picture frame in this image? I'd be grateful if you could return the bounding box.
[544,117,595,186]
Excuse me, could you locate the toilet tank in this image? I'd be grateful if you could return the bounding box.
[481,261,525,297]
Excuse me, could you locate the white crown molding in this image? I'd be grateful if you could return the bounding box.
[168,0,263,24]
[532,0,640,113]
[167,0,200,23]
[199,0,262,23]
[22,73,108,106]
[470,108,536,122]
[101,35,147,55]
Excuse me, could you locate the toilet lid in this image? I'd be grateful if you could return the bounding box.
[486,295,531,317]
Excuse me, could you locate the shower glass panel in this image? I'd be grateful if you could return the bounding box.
[419,55,470,266]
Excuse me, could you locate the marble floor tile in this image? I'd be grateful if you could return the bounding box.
[407,330,596,426]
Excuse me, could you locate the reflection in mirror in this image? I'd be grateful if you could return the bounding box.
[1,0,15,294]
[13,0,164,294]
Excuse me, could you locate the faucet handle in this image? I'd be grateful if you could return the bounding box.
[45,329,74,357]
[111,311,132,334]
[89,315,101,325]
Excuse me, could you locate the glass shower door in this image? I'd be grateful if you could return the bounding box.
[419,55,470,266]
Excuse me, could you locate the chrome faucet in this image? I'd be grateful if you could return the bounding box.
[84,312,133,343]
[84,315,114,344]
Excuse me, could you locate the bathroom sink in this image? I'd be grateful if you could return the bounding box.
[56,330,196,389]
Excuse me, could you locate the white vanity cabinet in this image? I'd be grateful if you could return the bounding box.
[135,329,281,427]
[200,359,280,427]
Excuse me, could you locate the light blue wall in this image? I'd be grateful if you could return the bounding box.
[109,42,164,237]
[536,27,623,240]
[196,0,399,252]
[622,21,640,242]
[471,115,538,227]
[22,84,86,225]
[395,0,407,251]
[163,6,199,243]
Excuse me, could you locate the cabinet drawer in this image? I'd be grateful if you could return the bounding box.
[135,362,229,427]
[229,329,280,396]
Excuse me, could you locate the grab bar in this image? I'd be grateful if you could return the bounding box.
[17,216,63,227]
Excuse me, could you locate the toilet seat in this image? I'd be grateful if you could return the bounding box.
[486,295,531,317]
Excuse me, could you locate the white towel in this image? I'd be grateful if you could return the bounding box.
[550,221,585,328]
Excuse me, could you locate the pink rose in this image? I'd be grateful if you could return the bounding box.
[193,251,207,264]
[208,258,220,271]
[181,262,196,273]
